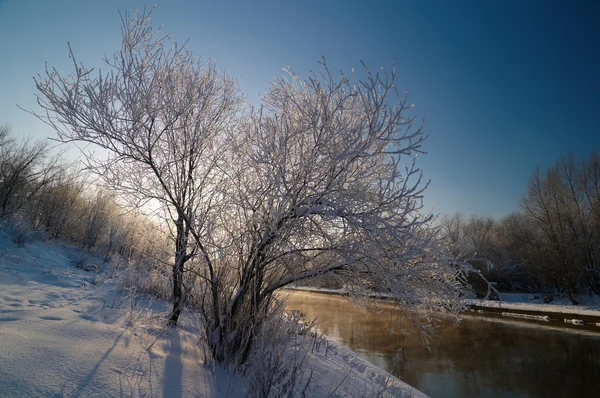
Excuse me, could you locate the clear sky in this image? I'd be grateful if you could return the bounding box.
[1,0,598,219]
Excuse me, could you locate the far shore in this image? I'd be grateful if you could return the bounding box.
[284,286,600,326]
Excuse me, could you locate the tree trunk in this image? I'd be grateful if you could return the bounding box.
[566,287,579,305]
[168,217,187,326]
[168,258,183,325]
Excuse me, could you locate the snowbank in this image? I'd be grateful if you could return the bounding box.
[0,231,426,397]
[466,293,600,318]
[298,337,427,397]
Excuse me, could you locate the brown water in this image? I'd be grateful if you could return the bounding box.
[284,291,600,398]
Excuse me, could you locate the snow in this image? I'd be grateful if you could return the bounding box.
[0,230,239,397]
[298,339,427,397]
[0,230,426,397]
[500,312,551,321]
[466,293,600,317]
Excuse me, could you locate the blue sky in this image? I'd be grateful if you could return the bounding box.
[0,0,598,218]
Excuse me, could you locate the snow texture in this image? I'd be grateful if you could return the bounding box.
[0,231,426,397]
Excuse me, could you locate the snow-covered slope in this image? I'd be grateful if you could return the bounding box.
[0,230,245,397]
[0,231,426,397]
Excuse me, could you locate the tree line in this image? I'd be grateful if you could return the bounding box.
[441,153,600,304]
[0,124,170,284]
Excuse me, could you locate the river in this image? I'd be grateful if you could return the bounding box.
[284,291,600,398]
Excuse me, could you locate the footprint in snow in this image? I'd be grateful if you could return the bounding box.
[354,363,366,373]
[0,317,21,322]
[148,351,163,360]
[39,316,63,321]
[2,296,22,302]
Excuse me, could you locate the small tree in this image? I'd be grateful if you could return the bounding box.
[29,167,82,238]
[439,212,467,258]
[0,124,64,219]
[32,8,468,365]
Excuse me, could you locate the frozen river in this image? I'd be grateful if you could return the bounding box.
[284,291,600,398]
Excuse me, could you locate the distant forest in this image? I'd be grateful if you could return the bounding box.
[440,153,600,304]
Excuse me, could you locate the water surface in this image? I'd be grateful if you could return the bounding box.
[284,291,600,398]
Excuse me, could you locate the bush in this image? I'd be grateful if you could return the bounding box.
[1,216,45,247]
[112,257,171,300]
[242,303,314,397]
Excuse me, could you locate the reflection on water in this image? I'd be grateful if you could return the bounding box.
[284,291,600,398]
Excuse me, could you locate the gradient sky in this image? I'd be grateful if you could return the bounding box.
[1,0,598,219]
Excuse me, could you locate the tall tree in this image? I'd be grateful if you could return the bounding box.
[32,8,243,325]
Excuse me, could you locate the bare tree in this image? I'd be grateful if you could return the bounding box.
[30,168,86,239]
[438,213,500,298]
[0,125,47,217]
[31,8,243,325]
[32,9,468,365]
[520,154,600,302]
[490,212,536,291]
[582,152,600,289]
[439,212,466,257]
[0,124,70,225]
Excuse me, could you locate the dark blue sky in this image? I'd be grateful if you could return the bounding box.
[1,0,598,218]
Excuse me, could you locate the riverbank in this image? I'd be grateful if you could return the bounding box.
[465,293,600,325]
[287,285,600,325]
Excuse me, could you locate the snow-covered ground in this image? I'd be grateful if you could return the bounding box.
[0,230,426,397]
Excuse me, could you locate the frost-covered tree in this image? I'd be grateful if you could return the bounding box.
[197,62,470,363]
[31,9,243,325]
[32,8,468,364]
